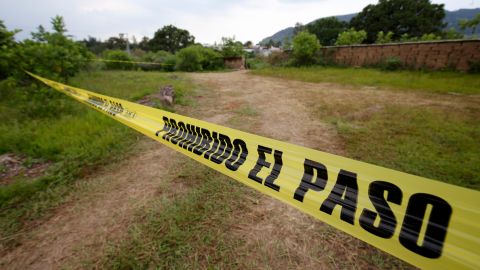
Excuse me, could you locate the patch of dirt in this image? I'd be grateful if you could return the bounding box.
[0,140,183,269]
[0,154,51,186]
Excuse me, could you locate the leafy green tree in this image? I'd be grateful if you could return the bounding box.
[221,37,244,57]
[282,36,292,50]
[243,40,253,48]
[293,22,305,35]
[139,50,173,71]
[139,36,150,51]
[418,33,441,41]
[82,36,108,55]
[306,17,348,46]
[442,28,464,40]
[176,45,223,71]
[335,28,367,45]
[149,25,195,53]
[350,0,445,43]
[292,31,320,65]
[51,15,67,35]
[460,13,480,35]
[0,20,20,79]
[105,35,127,50]
[103,50,133,70]
[376,31,394,44]
[19,15,91,81]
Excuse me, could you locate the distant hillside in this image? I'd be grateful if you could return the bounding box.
[259,8,480,45]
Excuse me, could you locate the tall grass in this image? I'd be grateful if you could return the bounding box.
[0,71,195,246]
[252,66,480,94]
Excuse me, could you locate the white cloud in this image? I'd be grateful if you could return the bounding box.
[1,0,478,44]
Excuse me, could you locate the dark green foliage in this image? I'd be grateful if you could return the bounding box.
[306,17,348,46]
[335,28,367,45]
[139,51,173,71]
[175,45,223,72]
[221,37,244,57]
[149,25,195,53]
[441,28,464,40]
[0,20,20,80]
[350,0,446,43]
[381,57,403,71]
[459,13,480,35]
[82,36,108,55]
[103,50,134,70]
[266,51,290,67]
[292,31,320,65]
[1,15,91,82]
[468,60,480,74]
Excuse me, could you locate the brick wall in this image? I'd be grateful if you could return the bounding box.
[224,56,245,70]
[320,40,480,71]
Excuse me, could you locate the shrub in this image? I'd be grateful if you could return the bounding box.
[221,37,244,58]
[163,55,177,71]
[292,31,320,66]
[140,50,173,71]
[0,20,20,80]
[266,51,289,67]
[335,28,367,45]
[381,57,403,71]
[5,16,92,82]
[418,33,442,41]
[376,31,394,44]
[468,60,480,74]
[246,57,270,69]
[103,50,134,70]
[176,45,223,72]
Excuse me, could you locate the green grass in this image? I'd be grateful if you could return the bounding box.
[81,156,252,269]
[317,102,480,190]
[0,70,195,247]
[251,66,480,94]
[235,105,258,117]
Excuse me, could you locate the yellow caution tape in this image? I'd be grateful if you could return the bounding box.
[90,58,174,66]
[26,71,480,270]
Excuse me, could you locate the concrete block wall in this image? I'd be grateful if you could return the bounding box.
[321,40,480,71]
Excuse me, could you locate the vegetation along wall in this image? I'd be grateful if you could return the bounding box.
[321,40,480,71]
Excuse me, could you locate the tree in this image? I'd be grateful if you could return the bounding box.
[221,37,244,57]
[51,15,67,35]
[293,22,305,35]
[292,31,320,65]
[82,36,107,54]
[306,17,348,46]
[460,13,480,35]
[176,45,223,71]
[335,28,367,45]
[376,31,394,44]
[244,40,253,48]
[282,36,292,50]
[149,25,195,53]
[0,20,20,79]
[350,0,445,43]
[139,36,150,51]
[105,35,127,50]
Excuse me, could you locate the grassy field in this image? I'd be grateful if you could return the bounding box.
[253,67,480,190]
[0,71,195,246]
[251,66,480,94]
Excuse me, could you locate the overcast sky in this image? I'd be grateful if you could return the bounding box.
[1,0,478,44]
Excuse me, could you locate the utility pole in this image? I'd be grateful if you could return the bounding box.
[120,33,130,55]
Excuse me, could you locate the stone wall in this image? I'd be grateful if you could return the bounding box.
[320,40,480,71]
